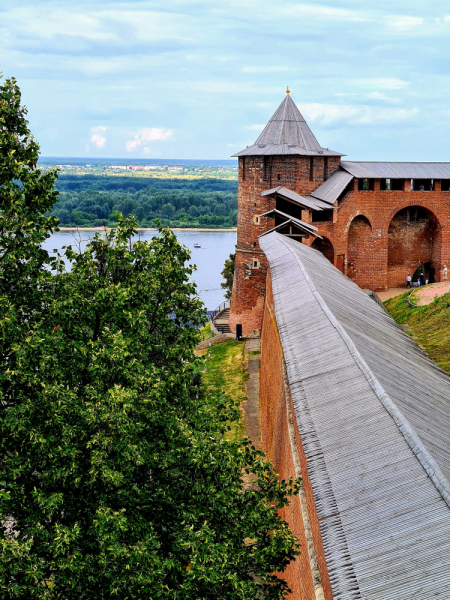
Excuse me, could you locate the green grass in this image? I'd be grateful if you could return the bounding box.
[200,341,247,441]
[384,290,450,374]
[199,321,215,342]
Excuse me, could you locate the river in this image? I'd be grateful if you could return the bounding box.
[43,230,237,310]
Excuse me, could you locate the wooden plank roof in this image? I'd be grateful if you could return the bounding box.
[341,161,450,179]
[261,186,334,211]
[258,208,320,237]
[260,232,450,599]
[310,169,354,204]
[233,93,343,157]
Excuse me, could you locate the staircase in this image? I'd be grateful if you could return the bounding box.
[213,307,231,334]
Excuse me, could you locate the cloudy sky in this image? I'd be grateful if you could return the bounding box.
[2,0,450,160]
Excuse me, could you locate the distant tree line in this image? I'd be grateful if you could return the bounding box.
[51,175,238,228]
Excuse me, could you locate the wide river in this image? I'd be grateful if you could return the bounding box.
[44,230,237,311]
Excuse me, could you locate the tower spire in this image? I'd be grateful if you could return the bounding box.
[232,92,343,157]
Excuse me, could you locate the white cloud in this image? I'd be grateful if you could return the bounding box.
[242,66,289,73]
[245,124,266,130]
[91,134,106,148]
[336,92,400,103]
[8,8,114,41]
[384,15,424,32]
[126,127,174,152]
[90,126,107,149]
[277,3,369,23]
[365,92,400,103]
[302,103,419,126]
[349,78,410,90]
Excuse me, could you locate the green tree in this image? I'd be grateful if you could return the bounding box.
[0,78,300,599]
[221,253,236,299]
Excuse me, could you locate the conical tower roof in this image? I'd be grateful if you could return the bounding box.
[233,90,343,157]
[254,93,322,150]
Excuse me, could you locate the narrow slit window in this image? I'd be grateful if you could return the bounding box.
[263,156,270,180]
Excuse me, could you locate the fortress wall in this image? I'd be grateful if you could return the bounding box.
[230,154,340,336]
[260,273,332,599]
[311,187,450,291]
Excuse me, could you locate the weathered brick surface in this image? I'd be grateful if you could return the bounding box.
[260,274,333,600]
[309,186,450,290]
[230,155,338,335]
[231,150,450,332]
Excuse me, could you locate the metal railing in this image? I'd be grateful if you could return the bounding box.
[209,298,230,323]
[199,327,216,343]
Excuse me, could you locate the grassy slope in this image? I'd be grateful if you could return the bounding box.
[200,341,248,441]
[384,290,450,374]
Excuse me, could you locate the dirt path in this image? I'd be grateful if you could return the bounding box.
[414,281,450,305]
[243,339,261,450]
[376,288,408,302]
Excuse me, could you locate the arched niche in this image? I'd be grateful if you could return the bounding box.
[311,236,334,264]
[388,206,441,287]
[347,215,372,286]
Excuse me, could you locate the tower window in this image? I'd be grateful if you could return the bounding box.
[242,157,246,180]
[310,157,314,181]
[253,216,260,224]
[252,259,260,269]
[263,156,271,180]
[277,174,281,180]
[323,157,328,181]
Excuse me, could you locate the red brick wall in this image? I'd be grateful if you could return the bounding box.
[232,157,450,333]
[230,154,337,335]
[347,215,373,287]
[309,186,450,291]
[260,274,333,600]
[387,205,441,286]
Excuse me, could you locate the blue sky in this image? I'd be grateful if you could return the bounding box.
[2,0,450,161]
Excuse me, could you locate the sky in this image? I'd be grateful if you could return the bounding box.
[2,0,450,161]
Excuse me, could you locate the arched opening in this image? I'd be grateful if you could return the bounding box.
[311,237,334,264]
[347,215,372,287]
[388,206,441,287]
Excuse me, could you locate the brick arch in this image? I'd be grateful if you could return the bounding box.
[344,211,374,235]
[311,236,335,264]
[382,199,443,236]
[387,204,442,287]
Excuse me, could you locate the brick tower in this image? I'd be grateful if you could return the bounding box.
[229,89,343,336]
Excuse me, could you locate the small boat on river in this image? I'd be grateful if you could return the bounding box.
[194,243,201,248]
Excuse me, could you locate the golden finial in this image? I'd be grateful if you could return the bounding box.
[286,86,290,95]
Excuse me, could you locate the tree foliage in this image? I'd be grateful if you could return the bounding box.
[0,77,300,599]
[221,253,236,300]
[50,176,237,228]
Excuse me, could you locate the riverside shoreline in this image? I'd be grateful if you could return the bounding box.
[58,227,237,232]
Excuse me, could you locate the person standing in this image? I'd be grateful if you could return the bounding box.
[406,274,412,288]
